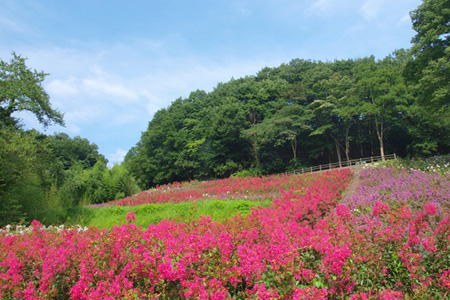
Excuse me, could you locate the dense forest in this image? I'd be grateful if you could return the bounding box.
[0,55,139,225]
[124,0,450,188]
[0,0,449,225]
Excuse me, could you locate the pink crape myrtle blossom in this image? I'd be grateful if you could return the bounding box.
[1,167,450,298]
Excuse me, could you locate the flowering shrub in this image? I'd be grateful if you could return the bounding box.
[90,172,324,207]
[0,224,88,236]
[1,167,449,299]
[378,155,450,175]
[341,167,450,214]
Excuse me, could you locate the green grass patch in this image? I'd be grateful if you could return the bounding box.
[66,199,271,229]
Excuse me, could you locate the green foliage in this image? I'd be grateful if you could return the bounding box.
[406,0,450,149]
[408,0,449,85]
[68,199,271,229]
[126,48,450,186]
[0,53,139,226]
[2,0,450,227]
[0,53,64,128]
[0,128,139,226]
[0,129,55,224]
[378,155,450,175]
[47,133,107,170]
[60,161,139,206]
[231,169,260,178]
[126,17,448,187]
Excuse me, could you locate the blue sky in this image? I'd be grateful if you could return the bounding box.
[1,0,422,166]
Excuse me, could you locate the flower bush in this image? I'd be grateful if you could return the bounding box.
[90,172,325,207]
[1,167,449,299]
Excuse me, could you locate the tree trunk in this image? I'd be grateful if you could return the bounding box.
[357,120,364,157]
[379,137,385,161]
[251,132,261,169]
[290,138,297,160]
[334,139,342,167]
[374,117,385,161]
[344,126,350,163]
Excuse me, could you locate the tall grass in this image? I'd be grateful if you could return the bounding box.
[67,199,271,229]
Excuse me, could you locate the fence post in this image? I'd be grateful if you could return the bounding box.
[371,156,373,163]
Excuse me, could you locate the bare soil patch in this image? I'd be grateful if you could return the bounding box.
[341,166,363,200]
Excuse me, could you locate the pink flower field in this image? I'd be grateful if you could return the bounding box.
[1,167,450,299]
[91,173,323,207]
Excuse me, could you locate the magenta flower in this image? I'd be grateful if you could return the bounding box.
[126,211,136,222]
[336,204,351,220]
[423,202,437,216]
[30,220,43,228]
[372,202,390,217]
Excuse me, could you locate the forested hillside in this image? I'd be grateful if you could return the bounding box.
[125,51,449,188]
[0,55,139,226]
[125,0,449,189]
[1,0,449,224]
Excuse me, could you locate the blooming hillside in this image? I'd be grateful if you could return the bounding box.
[1,167,449,299]
[92,173,323,207]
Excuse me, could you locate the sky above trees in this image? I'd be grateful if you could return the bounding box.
[0,0,422,165]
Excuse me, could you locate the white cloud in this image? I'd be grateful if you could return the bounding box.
[16,43,280,143]
[82,78,139,101]
[108,148,128,166]
[64,105,102,124]
[114,113,139,125]
[359,0,386,21]
[397,12,411,26]
[46,77,79,96]
[66,123,81,135]
[0,15,24,32]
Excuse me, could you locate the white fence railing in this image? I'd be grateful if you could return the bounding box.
[289,153,397,175]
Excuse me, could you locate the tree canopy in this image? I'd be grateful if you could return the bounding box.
[1,0,449,224]
[407,0,450,114]
[0,53,138,226]
[125,51,449,188]
[0,53,64,128]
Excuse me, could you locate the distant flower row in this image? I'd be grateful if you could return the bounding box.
[0,223,89,236]
[378,155,450,175]
[90,173,319,207]
[1,167,449,298]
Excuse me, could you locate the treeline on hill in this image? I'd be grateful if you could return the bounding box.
[0,55,138,226]
[125,51,449,188]
[125,0,450,189]
[0,129,139,226]
[1,0,449,224]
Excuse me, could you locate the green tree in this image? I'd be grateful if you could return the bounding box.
[236,77,289,169]
[48,133,107,170]
[408,0,449,110]
[356,54,409,160]
[308,71,358,165]
[405,0,450,154]
[0,129,57,224]
[209,97,247,176]
[0,53,64,128]
[408,0,449,85]
[244,104,310,162]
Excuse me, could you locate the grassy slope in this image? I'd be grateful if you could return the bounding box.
[67,199,271,229]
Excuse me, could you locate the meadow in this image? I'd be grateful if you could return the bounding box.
[1,158,450,299]
[68,173,319,229]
